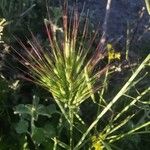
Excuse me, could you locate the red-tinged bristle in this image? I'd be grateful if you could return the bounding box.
[18,74,41,86]
[12,44,47,77]
[27,41,42,60]
[68,7,73,41]
[63,15,68,40]
[29,33,56,69]
[87,22,100,51]
[63,0,68,42]
[89,52,107,72]
[78,13,89,54]
[94,65,110,79]
[44,20,54,48]
[11,47,29,66]
[13,37,38,62]
[44,20,59,59]
[30,32,45,54]
[72,7,79,49]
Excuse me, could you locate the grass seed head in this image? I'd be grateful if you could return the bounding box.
[15,2,107,106]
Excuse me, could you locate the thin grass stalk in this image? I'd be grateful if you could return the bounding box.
[51,138,70,149]
[96,47,111,129]
[125,22,130,60]
[53,137,57,150]
[109,121,150,143]
[97,63,109,114]
[69,106,74,150]
[113,87,150,121]
[99,0,112,51]
[74,113,85,125]
[74,54,150,150]
[54,97,70,124]
[101,140,112,150]
[44,19,58,60]
[105,114,135,136]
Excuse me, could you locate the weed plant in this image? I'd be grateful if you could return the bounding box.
[0,0,150,150]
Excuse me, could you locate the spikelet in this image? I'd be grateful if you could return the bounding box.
[0,18,6,43]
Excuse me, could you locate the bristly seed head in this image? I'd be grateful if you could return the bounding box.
[14,2,108,106]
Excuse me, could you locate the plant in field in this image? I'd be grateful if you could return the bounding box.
[12,1,150,150]
[13,1,108,149]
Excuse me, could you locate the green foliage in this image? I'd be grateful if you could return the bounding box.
[14,95,58,146]
[15,119,29,134]
[14,96,58,120]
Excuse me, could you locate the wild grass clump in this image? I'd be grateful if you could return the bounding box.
[13,1,108,149]
[11,1,150,149]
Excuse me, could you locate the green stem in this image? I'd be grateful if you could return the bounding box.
[97,67,109,114]
[51,138,70,149]
[69,106,74,150]
[54,97,70,124]
[30,108,38,149]
[31,110,35,136]
[126,22,130,61]
[53,137,57,150]
[109,121,150,143]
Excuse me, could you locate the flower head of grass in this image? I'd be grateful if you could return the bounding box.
[14,2,107,108]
